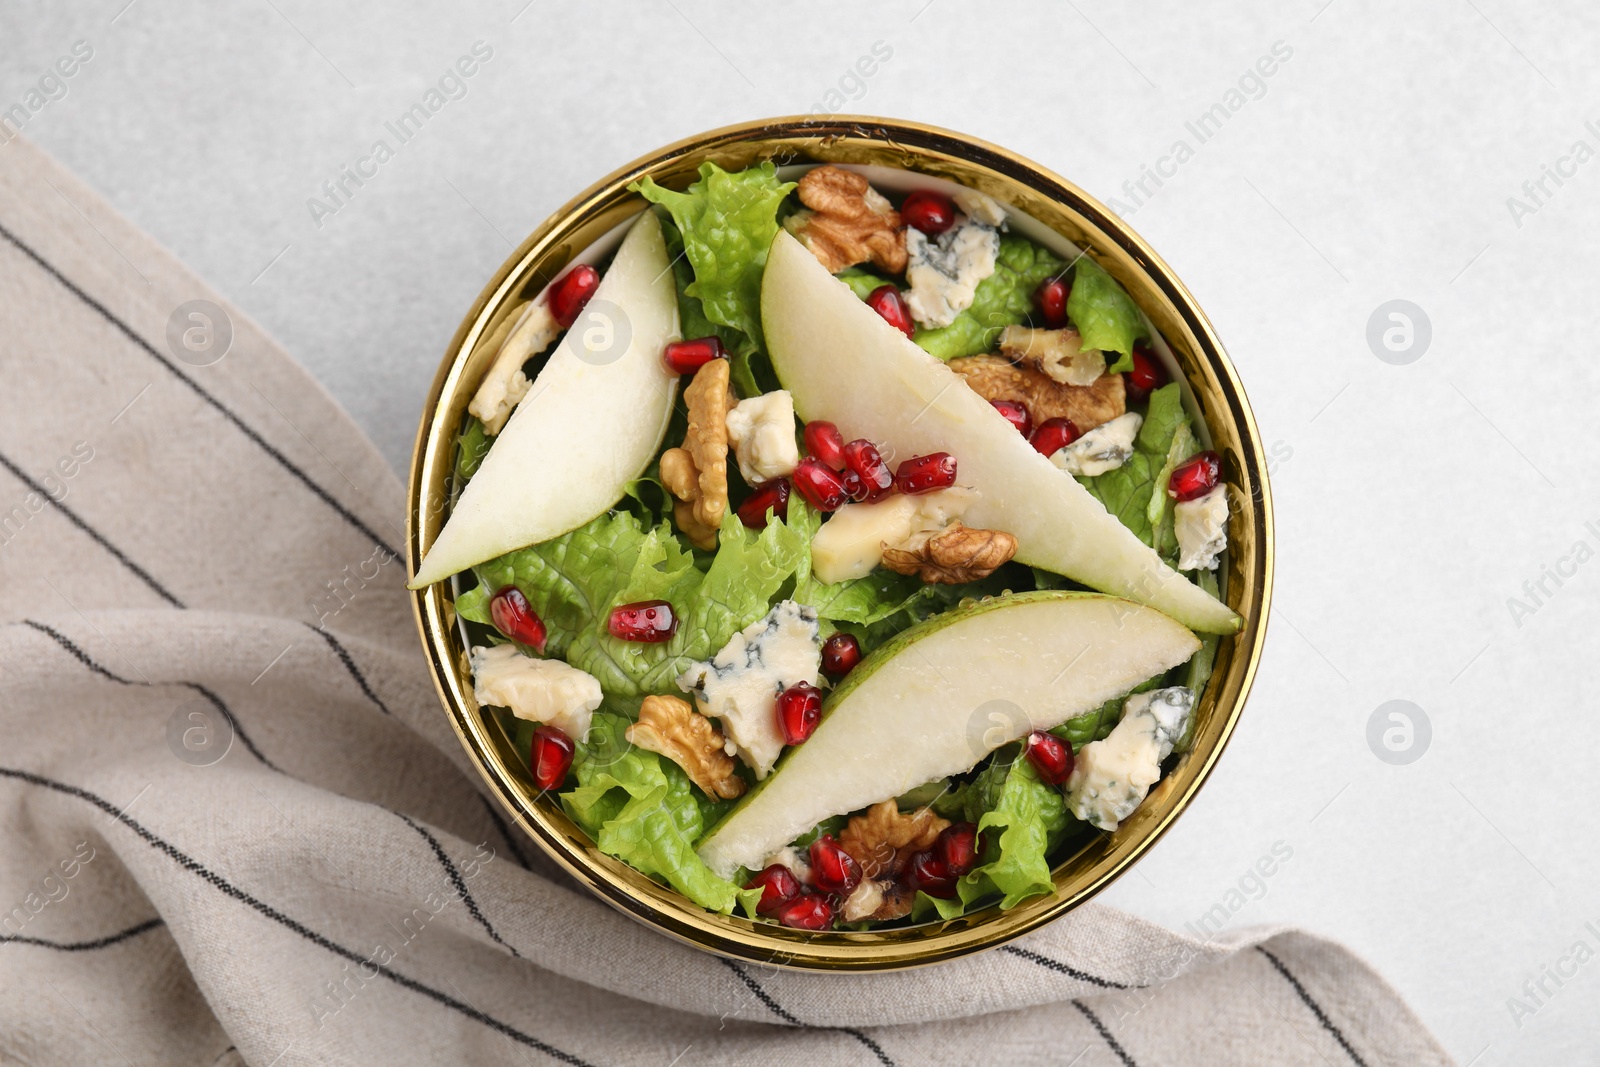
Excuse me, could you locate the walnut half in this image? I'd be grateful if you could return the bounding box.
[838,800,949,881]
[625,695,746,800]
[789,165,907,275]
[659,359,734,550]
[881,523,1017,585]
[950,354,1126,432]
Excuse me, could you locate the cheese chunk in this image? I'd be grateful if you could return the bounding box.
[904,217,1001,329]
[726,390,800,485]
[1174,486,1228,571]
[809,488,974,584]
[467,300,560,435]
[1051,412,1143,477]
[469,644,602,740]
[1066,686,1193,831]
[677,601,821,778]
[952,188,1007,228]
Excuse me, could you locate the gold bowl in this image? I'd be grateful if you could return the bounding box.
[406,117,1273,971]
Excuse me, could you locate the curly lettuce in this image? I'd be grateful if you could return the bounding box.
[633,162,795,396]
[454,416,491,484]
[918,755,1073,919]
[563,711,759,915]
[455,509,807,696]
[912,234,1064,360]
[1067,256,1148,370]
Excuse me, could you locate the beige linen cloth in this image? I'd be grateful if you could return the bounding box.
[0,135,1451,1067]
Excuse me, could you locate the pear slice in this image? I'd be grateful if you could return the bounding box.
[761,230,1239,634]
[412,212,680,588]
[696,591,1199,879]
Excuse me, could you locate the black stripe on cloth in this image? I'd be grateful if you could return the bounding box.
[1071,1000,1138,1067]
[0,221,400,561]
[1,916,165,951]
[394,812,521,959]
[1256,946,1371,1067]
[0,765,596,1067]
[0,447,184,608]
[1002,945,1131,989]
[717,959,895,1066]
[307,625,391,716]
[20,619,280,774]
[476,795,533,871]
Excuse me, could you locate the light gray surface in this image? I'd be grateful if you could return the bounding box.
[4,0,1597,1061]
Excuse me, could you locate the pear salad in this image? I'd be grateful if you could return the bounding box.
[412,162,1242,930]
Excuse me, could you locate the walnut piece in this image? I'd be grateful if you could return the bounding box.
[660,360,733,550]
[950,354,1126,431]
[625,694,746,800]
[881,523,1018,584]
[838,800,949,881]
[998,325,1107,387]
[870,879,917,921]
[790,165,907,275]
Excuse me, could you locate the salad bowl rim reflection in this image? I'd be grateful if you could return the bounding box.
[407,115,1274,971]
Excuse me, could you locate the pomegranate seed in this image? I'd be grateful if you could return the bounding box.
[1030,417,1081,457]
[663,336,725,375]
[1025,730,1074,786]
[776,892,834,930]
[841,467,893,504]
[1125,345,1167,404]
[904,849,956,898]
[737,479,791,529]
[489,586,547,652]
[530,725,575,791]
[901,189,957,235]
[1034,277,1070,328]
[820,633,861,679]
[991,399,1032,438]
[1168,450,1222,502]
[808,835,861,895]
[866,285,915,339]
[841,439,894,502]
[548,265,599,328]
[937,823,981,877]
[607,600,678,643]
[791,457,851,512]
[803,421,847,470]
[744,864,801,916]
[777,681,823,745]
[894,452,957,495]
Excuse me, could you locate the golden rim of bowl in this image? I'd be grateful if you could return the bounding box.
[406,116,1274,972]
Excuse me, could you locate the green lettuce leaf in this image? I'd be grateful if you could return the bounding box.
[1075,383,1191,547]
[562,711,760,915]
[919,755,1073,918]
[1067,256,1148,370]
[456,508,807,696]
[455,417,491,484]
[632,162,795,358]
[836,267,891,301]
[653,207,769,398]
[913,234,1065,360]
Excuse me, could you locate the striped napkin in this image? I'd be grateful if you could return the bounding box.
[0,134,1452,1067]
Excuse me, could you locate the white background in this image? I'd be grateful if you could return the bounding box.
[4,0,1598,1061]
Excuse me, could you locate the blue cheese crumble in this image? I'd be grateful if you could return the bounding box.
[904,216,1001,329]
[1066,686,1194,831]
[677,600,822,779]
[1050,412,1143,477]
[1174,485,1228,571]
